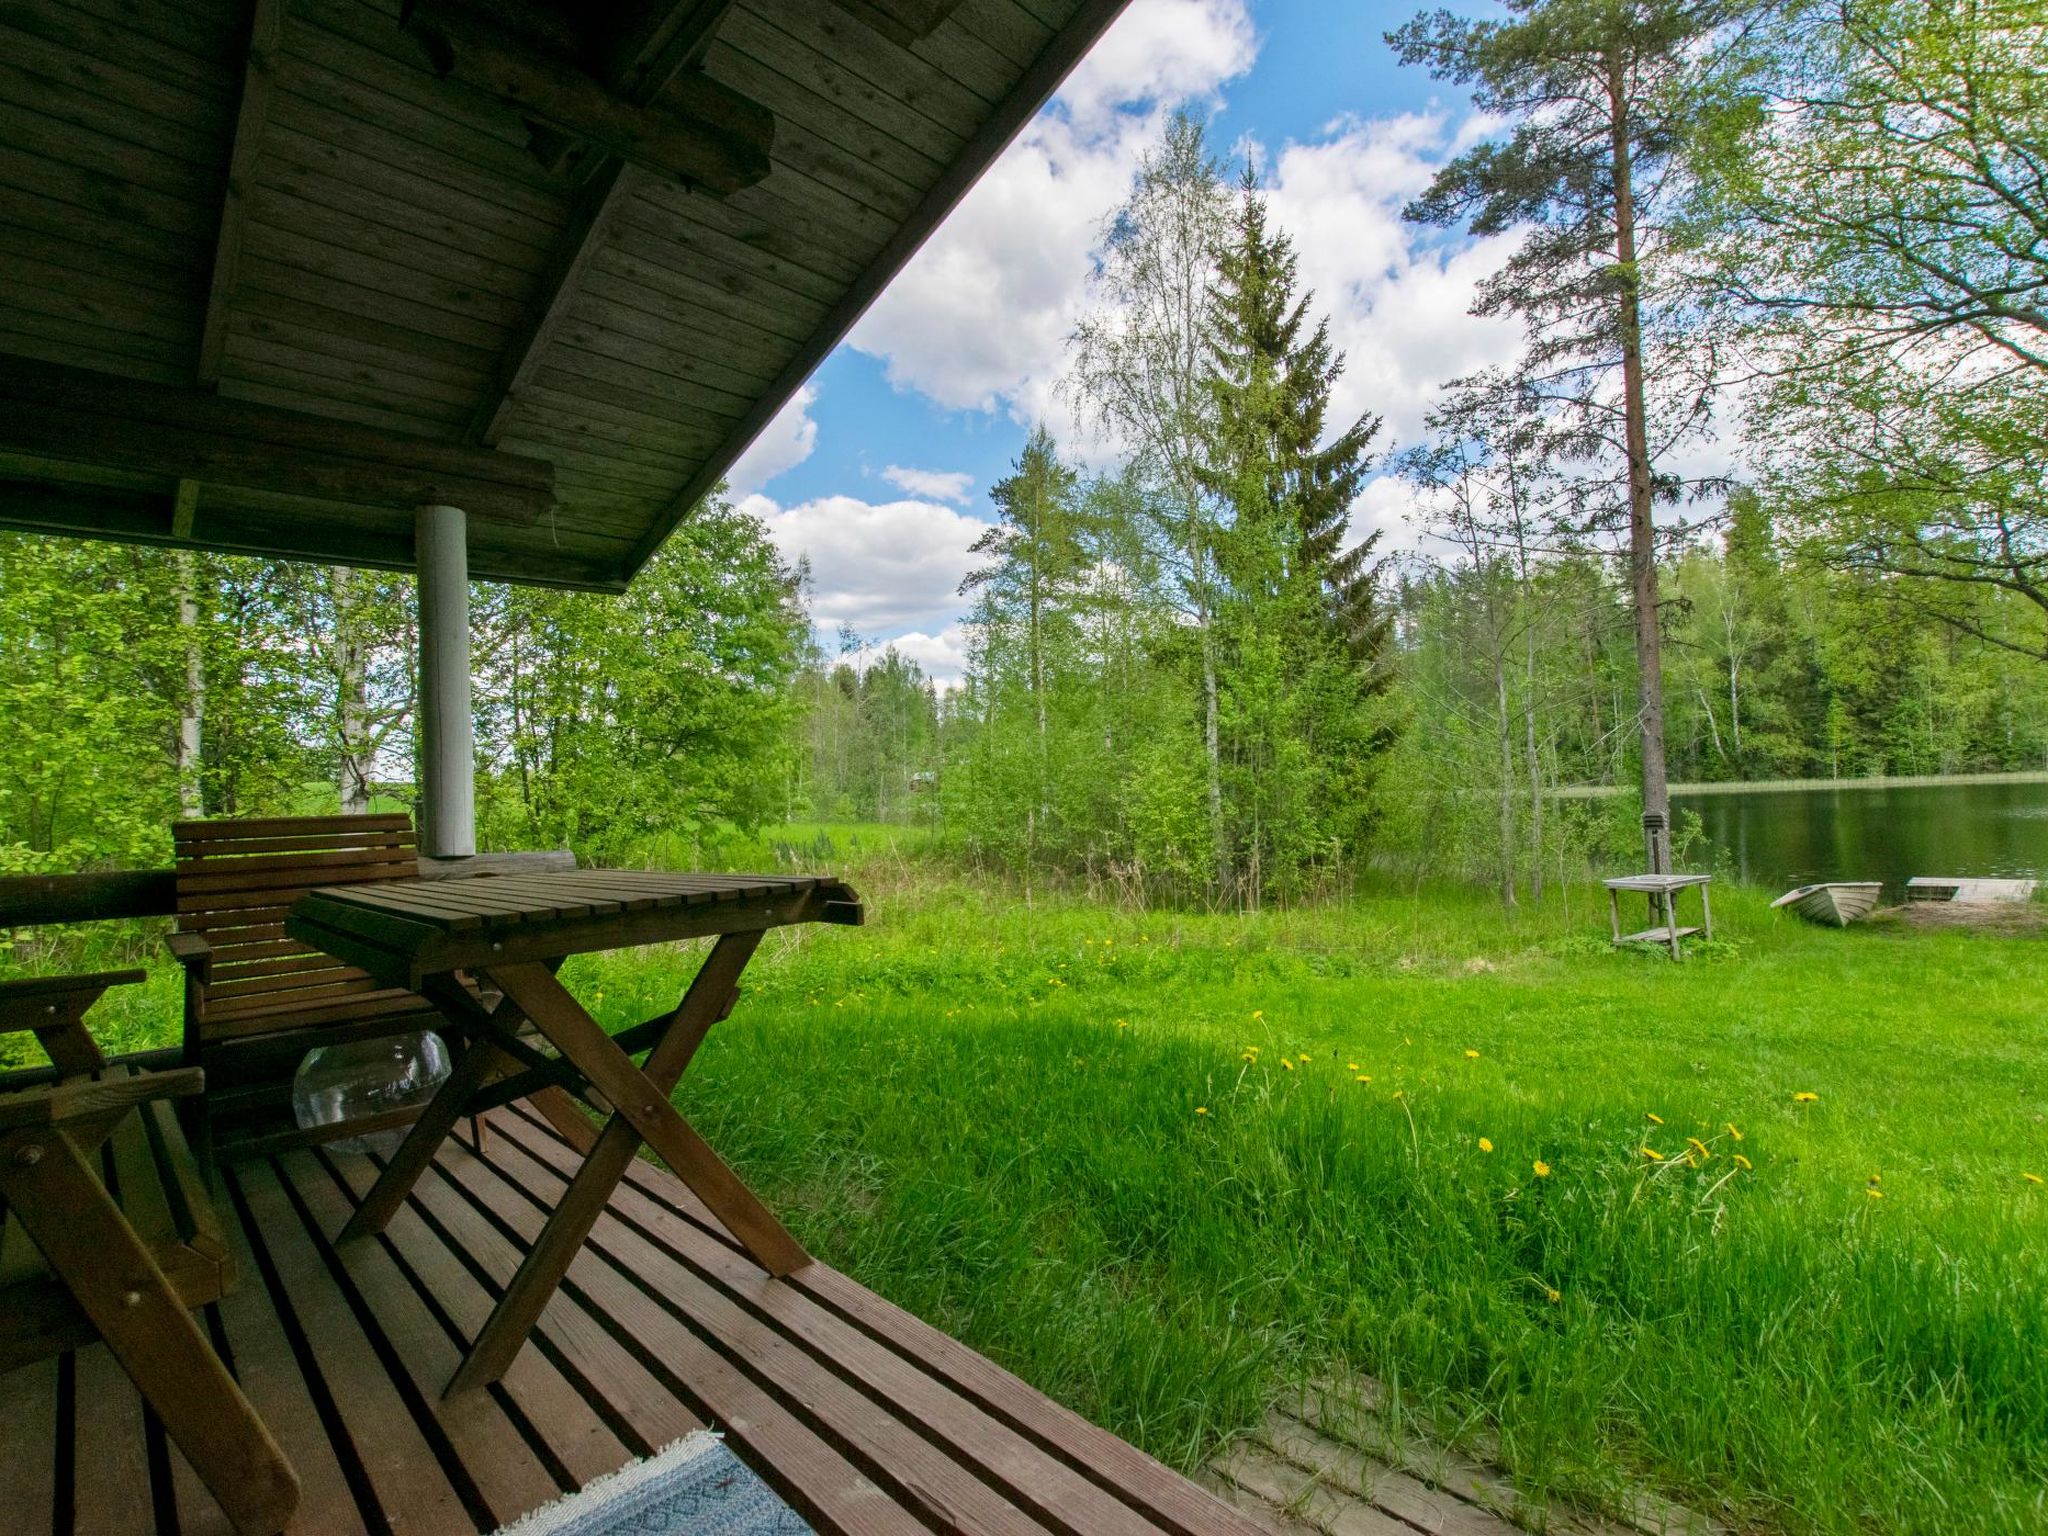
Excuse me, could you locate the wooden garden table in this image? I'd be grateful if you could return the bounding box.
[285,869,862,1396]
[1603,872,1713,959]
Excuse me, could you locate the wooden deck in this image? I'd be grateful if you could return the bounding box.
[0,1102,1258,1536]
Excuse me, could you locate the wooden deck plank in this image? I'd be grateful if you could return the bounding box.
[277,1149,567,1528]
[488,1123,1174,1536]
[315,1145,635,1489]
[0,1354,59,1536]
[225,1161,478,1535]
[429,1148,928,1536]
[0,1103,1271,1536]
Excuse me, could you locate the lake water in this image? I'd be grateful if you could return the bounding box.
[1674,778,2048,896]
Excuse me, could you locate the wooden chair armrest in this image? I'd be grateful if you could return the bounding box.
[166,932,214,980]
[0,1066,205,1132]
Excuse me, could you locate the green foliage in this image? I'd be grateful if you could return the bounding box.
[475,496,806,865]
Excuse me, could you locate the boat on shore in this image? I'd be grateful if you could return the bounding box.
[1771,882,1885,927]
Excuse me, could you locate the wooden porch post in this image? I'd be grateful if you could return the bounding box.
[416,503,475,858]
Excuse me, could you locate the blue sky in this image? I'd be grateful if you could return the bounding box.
[731,0,1516,682]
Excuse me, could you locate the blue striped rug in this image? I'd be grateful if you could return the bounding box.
[492,1433,814,1535]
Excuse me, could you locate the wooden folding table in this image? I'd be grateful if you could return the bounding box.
[285,869,862,1396]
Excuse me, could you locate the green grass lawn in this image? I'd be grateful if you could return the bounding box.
[564,867,2048,1536]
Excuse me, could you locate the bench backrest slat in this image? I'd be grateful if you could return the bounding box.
[173,815,418,1032]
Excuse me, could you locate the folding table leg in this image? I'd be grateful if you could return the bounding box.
[446,933,767,1396]
[0,1127,300,1535]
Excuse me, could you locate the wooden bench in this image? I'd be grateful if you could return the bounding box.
[168,814,451,1171]
[0,973,299,1534]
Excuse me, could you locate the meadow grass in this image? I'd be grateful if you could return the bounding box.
[564,861,2048,1536]
[12,838,2044,1531]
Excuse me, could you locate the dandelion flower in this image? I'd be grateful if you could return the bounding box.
[1478,1137,1495,1153]
[1545,1287,1561,1304]
[1533,1160,1551,1178]
[1356,1074,1371,1084]
[1867,1187,1884,1199]
[1733,1154,1754,1171]
[1252,1010,1264,1021]
[1241,1051,1258,1063]
[1195,1106,1209,1116]
[1641,1146,1665,1162]
[1687,1137,1711,1160]
[1298,1052,1311,1062]
[1115,1019,1129,1029]
[1727,1123,1744,1142]
[2025,1173,2044,1186]
[1465,1049,1481,1059]
[1347,1062,1360,1072]
[1645,1112,1664,1125]
[1793,1091,1819,1103]
[1280,1059,1295,1071]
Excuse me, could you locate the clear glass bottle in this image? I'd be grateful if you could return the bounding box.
[291,1031,453,1156]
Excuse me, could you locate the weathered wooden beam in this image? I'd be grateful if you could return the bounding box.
[171,478,201,539]
[0,479,626,592]
[825,0,963,47]
[0,358,555,523]
[402,1,773,194]
[601,0,740,104]
[198,0,286,386]
[469,160,639,446]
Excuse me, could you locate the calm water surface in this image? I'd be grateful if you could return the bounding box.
[1674,779,2048,896]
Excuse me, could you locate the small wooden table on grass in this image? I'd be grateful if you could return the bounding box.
[286,869,861,1397]
[1604,873,1713,959]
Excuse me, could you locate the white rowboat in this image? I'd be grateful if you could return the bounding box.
[1770,882,1885,927]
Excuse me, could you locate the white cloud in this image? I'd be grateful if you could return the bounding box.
[745,492,989,638]
[724,385,817,496]
[848,0,1258,421]
[880,465,975,504]
[882,625,972,688]
[1259,112,1522,452]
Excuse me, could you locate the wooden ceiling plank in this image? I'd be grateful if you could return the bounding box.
[0,356,554,523]
[470,159,639,446]
[171,479,200,540]
[825,0,965,50]
[402,1,773,195]
[628,0,1132,575]
[199,0,286,385]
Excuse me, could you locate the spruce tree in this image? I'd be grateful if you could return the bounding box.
[1199,172,1388,665]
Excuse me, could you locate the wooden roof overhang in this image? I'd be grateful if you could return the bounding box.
[0,0,1129,590]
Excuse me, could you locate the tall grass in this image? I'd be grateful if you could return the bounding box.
[572,862,2048,1535]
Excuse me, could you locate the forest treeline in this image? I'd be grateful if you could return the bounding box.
[5,0,2047,907]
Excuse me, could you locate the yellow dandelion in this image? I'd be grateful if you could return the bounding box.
[1641,1146,1665,1161]
[1465,1049,1480,1059]
[1280,1059,1295,1071]
[1115,1019,1129,1029]
[1355,1074,1371,1084]
[1252,1009,1264,1021]
[2025,1173,2044,1186]
[1298,1052,1311,1062]
[1726,1123,1744,1142]
[1733,1153,1754,1170]
[1347,1062,1360,1072]
[1646,1112,1664,1126]
[1545,1287,1561,1304]
[1793,1091,1819,1103]
[1391,1089,1406,1100]
[1478,1137,1495,1153]
[1533,1160,1551,1178]
[1195,1106,1209,1116]
[1242,1051,1258,1062]
[1687,1137,1711,1160]
[1868,1173,1882,1185]
[1867,1187,1884,1199]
